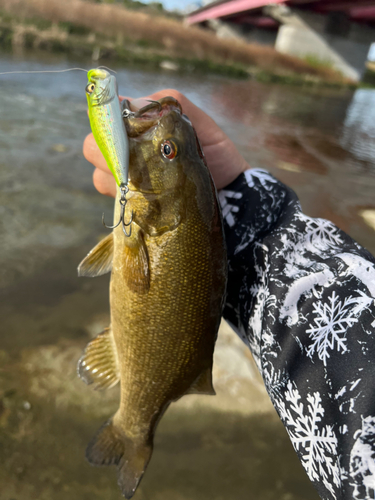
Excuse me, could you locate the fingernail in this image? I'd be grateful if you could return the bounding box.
[130,98,150,111]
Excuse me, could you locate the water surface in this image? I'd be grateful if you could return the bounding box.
[0,51,374,500]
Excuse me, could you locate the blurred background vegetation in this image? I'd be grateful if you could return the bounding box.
[0,0,358,84]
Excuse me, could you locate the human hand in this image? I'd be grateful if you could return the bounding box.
[83,89,249,197]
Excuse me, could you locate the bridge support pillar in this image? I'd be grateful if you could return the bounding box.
[266,4,375,81]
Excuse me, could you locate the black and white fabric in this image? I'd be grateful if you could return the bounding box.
[219,169,375,500]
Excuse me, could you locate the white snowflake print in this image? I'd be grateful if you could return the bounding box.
[334,378,363,415]
[247,243,270,371]
[263,362,288,401]
[218,190,242,227]
[280,267,335,327]
[350,416,375,499]
[221,169,375,499]
[244,168,279,189]
[337,253,375,297]
[277,381,341,496]
[306,291,371,366]
[304,217,344,252]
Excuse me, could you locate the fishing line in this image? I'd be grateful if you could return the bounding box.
[0,66,117,76]
[0,67,88,75]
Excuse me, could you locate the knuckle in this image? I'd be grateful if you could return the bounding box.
[156,88,183,104]
[93,169,116,198]
[93,169,106,195]
[83,133,95,161]
[165,89,183,102]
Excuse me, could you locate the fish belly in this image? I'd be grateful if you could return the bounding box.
[110,212,223,441]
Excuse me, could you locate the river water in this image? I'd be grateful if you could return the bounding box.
[0,51,374,500]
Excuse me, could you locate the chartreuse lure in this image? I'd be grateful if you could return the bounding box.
[86,68,132,236]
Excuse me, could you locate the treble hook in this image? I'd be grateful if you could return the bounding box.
[102,185,133,237]
[122,99,162,119]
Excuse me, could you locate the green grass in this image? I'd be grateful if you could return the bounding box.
[22,16,52,30]
[58,21,90,36]
[360,68,375,88]
[0,24,12,49]
[303,54,336,72]
[135,38,163,49]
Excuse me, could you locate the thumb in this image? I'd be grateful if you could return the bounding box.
[129,97,151,112]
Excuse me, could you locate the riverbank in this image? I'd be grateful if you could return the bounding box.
[0,0,357,88]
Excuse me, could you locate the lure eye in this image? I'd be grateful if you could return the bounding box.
[86,83,95,94]
[161,140,177,160]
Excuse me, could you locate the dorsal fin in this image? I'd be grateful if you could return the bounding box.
[78,233,114,278]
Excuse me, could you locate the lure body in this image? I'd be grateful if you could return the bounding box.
[86,69,129,187]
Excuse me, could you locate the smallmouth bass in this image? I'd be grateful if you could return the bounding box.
[78,86,227,498]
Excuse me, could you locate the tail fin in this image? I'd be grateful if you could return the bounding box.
[86,419,153,499]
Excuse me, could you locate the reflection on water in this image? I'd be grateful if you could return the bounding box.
[342,89,375,164]
[0,51,374,500]
[213,79,375,248]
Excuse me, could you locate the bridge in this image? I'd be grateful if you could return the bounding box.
[186,1,375,80]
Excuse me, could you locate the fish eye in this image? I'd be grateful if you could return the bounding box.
[161,140,177,160]
[85,83,95,94]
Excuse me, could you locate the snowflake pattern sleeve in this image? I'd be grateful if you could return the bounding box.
[219,169,375,500]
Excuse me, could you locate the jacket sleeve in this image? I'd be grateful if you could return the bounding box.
[219,169,375,500]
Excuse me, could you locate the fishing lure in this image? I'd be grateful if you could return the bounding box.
[85,68,132,236]
[1,66,132,235]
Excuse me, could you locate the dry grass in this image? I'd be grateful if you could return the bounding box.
[0,0,347,82]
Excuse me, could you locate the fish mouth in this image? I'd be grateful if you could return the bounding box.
[123,96,182,138]
[133,97,182,119]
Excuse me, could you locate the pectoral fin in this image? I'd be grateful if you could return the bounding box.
[77,327,119,390]
[123,230,150,294]
[78,233,114,278]
[185,368,216,396]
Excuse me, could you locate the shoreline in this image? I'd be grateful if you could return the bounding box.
[0,10,358,89]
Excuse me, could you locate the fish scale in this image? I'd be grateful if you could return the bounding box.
[78,93,227,498]
[112,207,215,431]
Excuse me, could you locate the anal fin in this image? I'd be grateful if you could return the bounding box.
[78,233,113,278]
[185,367,216,396]
[77,327,119,390]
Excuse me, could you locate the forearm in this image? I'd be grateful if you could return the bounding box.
[221,169,375,500]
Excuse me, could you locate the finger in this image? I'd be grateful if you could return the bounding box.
[83,133,109,174]
[129,97,154,111]
[93,168,116,198]
[119,95,132,103]
[130,90,224,148]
